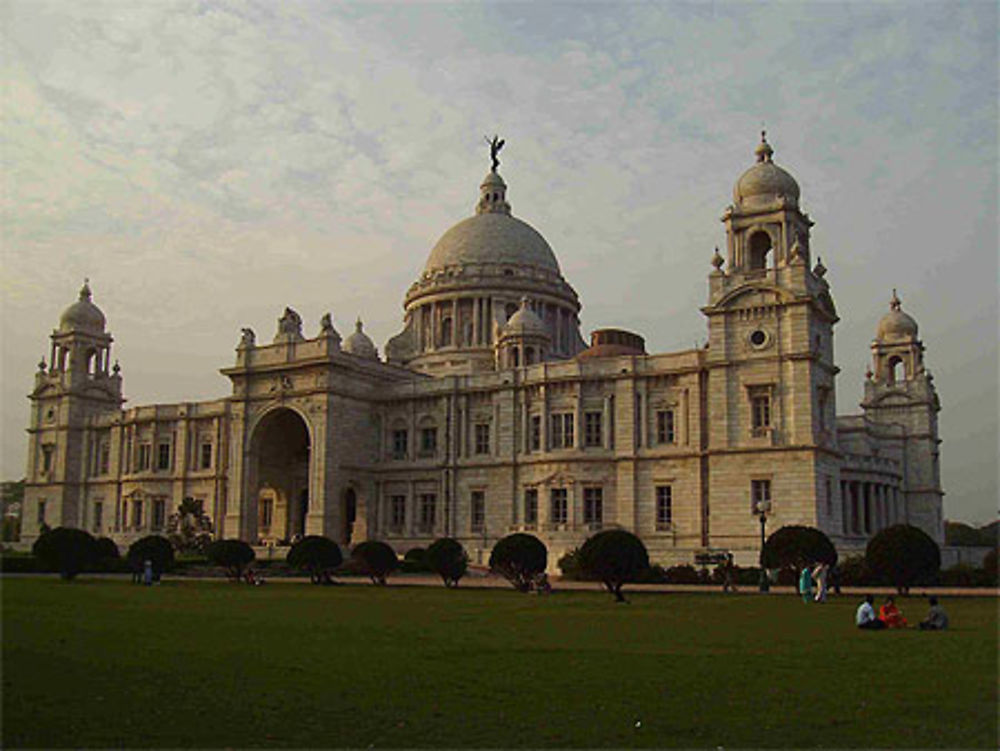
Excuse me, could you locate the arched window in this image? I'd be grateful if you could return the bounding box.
[440,317,453,346]
[86,349,98,376]
[748,231,772,270]
[887,356,904,384]
[525,347,535,365]
[511,347,520,367]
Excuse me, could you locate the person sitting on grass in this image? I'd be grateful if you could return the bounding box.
[918,596,949,631]
[856,594,887,630]
[879,596,908,628]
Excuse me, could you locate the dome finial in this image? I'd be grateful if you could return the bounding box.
[755,130,773,163]
[485,134,505,173]
[890,288,901,311]
[80,278,92,301]
[355,317,364,332]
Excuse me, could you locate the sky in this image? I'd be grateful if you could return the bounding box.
[1,1,997,524]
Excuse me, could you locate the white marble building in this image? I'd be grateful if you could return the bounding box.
[22,136,943,566]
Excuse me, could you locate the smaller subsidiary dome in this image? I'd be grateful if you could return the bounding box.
[59,280,106,334]
[876,290,918,340]
[734,132,800,207]
[343,318,378,360]
[502,298,550,339]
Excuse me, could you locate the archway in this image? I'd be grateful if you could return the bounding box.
[249,408,311,544]
[748,231,772,270]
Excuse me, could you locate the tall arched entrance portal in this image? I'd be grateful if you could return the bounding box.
[249,408,311,544]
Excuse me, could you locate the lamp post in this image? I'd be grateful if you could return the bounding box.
[754,499,772,592]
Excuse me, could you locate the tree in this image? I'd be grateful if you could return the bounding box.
[489,533,547,592]
[761,525,838,570]
[127,535,175,578]
[866,524,941,594]
[287,535,343,584]
[94,537,120,561]
[982,548,998,587]
[32,527,98,579]
[578,529,650,602]
[424,538,468,587]
[351,541,398,585]
[206,539,256,582]
[166,497,214,554]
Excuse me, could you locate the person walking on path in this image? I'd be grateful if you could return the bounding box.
[812,562,829,603]
[798,565,814,603]
[142,559,153,586]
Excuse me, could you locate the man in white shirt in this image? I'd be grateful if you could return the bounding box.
[856,594,887,630]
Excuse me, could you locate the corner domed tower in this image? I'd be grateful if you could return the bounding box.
[343,318,379,361]
[24,281,123,541]
[495,296,552,368]
[702,134,840,547]
[386,149,585,375]
[862,291,943,543]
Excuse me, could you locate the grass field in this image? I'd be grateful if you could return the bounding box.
[2,578,996,749]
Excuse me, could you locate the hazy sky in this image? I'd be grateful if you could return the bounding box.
[2,2,997,524]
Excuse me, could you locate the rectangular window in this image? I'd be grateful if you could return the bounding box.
[152,499,166,530]
[132,500,144,529]
[524,488,538,526]
[530,415,541,452]
[750,389,771,435]
[474,423,490,455]
[419,427,437,456]
[390,495,406,529]
[583,487,603,526]
[392,429,408,460]
[825,477,833,517]
[93,501,103,533]
[418,494,436,532]
[550,488,568,525]
[656,410,676,444]
[138,444,151,471]
[470,491,485,532]
[37,500,46,527]
[41,444,54,472]
[584,412,603,448]
[99,443,110,475]
[550,413,574,449]
[656,486,673,528]
[751,479,771,513]
[157,442,171,471]
[200,443,213,470]
[260,498,274,528]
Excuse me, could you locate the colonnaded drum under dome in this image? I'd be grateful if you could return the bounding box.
[21,134,945,570]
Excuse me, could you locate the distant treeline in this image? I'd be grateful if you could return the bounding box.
[945,521,999,547]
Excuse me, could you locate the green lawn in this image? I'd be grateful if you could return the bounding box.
[2,578,996,749]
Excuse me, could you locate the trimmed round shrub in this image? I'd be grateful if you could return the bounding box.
[94,537,120,561]
[761,525,837,569]
[982,548,998,587]
[557,547,591,581]
[287,535,343,584]
[489,533,547,592]
[206,539,256,582]
[401,547,430,573]
[32,527,98,580]
[866,524,941,594]
[127,535,176,578]
[351,541,398,585]
[424,538,468,587]
[578,529,650,602]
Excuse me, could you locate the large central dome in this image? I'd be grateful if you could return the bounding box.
[424,212,560,274]
[386,166,586,373]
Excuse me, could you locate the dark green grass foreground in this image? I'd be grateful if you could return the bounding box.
[3,580,996,748]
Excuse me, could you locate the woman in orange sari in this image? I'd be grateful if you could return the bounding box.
[879,596,908,628]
